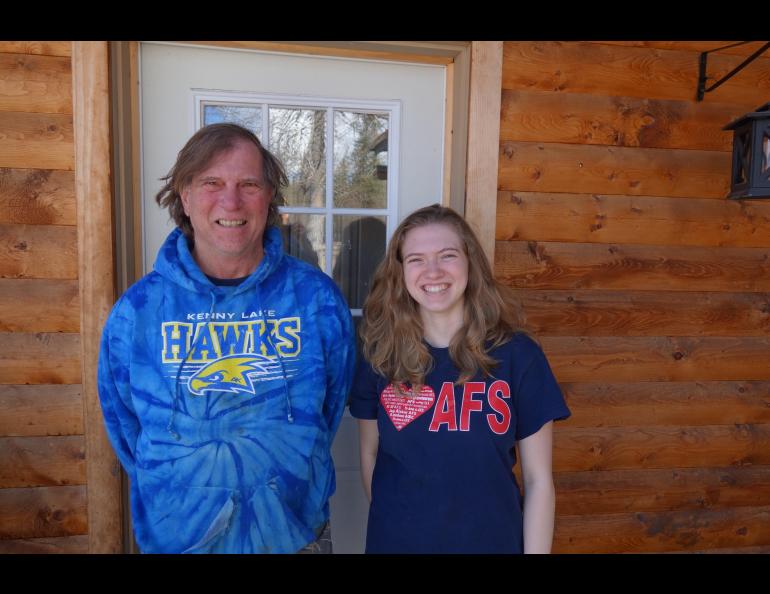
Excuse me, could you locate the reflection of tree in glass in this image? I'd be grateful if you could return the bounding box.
[203,105,261,136]
[269,108,326,208]
[334,112,388,209]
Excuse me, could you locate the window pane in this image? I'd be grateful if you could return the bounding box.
[333,111,388,209]
[203,104,262,137]
[269,108,326,208]
[332,215,386,309]
[278,213,325,272]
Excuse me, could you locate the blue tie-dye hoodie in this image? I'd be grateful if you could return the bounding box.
[97,226,355,553]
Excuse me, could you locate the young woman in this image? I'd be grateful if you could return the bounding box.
[349,204,570,554]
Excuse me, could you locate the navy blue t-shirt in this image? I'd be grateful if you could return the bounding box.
[349,333,570,554]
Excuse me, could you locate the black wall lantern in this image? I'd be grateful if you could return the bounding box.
[723,103,770,199]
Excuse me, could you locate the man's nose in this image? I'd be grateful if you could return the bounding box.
[219,184,242,209]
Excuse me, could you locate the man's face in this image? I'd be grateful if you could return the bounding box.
[181,140,273,278]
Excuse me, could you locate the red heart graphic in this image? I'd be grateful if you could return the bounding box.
[380,384,436,431]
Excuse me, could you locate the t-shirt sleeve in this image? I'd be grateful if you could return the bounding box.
[348,357,381,420]
[513,336,571,441]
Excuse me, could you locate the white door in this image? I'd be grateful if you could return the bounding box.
[139,41,448,553]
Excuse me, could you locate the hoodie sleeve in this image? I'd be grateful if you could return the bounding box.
[97,297,140,478]
[319,281,356,437]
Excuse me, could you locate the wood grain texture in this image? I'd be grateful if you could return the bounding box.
[543,336,770,383]
[561,381,770,428]
[495,240,770,292]
[0,485,87,538]
[496,191,770,247]
[0,53,72,114]
[465,41,503,264]
[502,41,770,107]
[0,436,86,488]
[0,224,77,279]
[500,89,741,151]
[72,40,123,553]
[0,333,81,384]
[0,384,83,436]
[519,289,770,337]
[554,424,770,472]
[0,111,73,170]
[553,505,770,553]
[0,279,79,332]
[0,42,72,58]
[0,535,88,553]
[498,141,730,199]
[595,41,770,58]
[671,544,770,554]
[0,169,76,225]
[555,466,770,515]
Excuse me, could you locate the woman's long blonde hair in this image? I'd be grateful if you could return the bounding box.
[360,204,526,387]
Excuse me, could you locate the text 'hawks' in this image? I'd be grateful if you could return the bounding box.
[161,318,301,363]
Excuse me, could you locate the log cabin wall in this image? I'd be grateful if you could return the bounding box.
[497,41,770,552]
[0,42,88,553]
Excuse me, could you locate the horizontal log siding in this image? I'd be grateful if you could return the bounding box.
[0,42,87,550]
[498,41,770,553]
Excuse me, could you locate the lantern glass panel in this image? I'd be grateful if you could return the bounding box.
[736,128,751,184]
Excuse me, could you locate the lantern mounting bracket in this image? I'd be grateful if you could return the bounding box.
[697,41,770,101]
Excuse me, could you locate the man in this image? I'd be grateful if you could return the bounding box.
[98,123,355,553]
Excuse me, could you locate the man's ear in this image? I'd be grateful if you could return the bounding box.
[180,188,190,216]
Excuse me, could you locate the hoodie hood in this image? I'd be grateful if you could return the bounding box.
[153,226,285,295]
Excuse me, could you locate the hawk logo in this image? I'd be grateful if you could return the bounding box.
[187,354,276,396]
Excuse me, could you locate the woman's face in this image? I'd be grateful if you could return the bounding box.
[401,222,469,322]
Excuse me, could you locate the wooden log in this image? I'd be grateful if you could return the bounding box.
[542,336,770,383]
[0,53,72,114]
[0,485,87,538]
[671,544,770,554]
[465,41,502,264]
[0,111,73,170]
[496,191,770,248]
[553,424,770,472]
[0,224,78,279]
[519,289,770,337]
[502,41,770,107]
[0,42,72,58]
[0,279,79,333]
[0,333,81,384]
[73,40,123,554]
[498,141,730,199]
[495,240,770,292]
[0,169,76,225]
[500,89,740,151]
[553,505,770,553]
[0,535,88,553]
[0,436,86,488]
[0,384,83,436]
[560,381,770,428]
[595,41,769,58]
[555,466,770,515]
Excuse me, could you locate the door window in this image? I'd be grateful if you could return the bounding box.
[198,92,397,314]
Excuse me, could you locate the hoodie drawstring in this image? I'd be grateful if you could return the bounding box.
[166,290,218,440]
[257,298,294,424]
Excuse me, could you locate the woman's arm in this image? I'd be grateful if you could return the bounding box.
[358,419,380,503]
[519,420,556,554]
